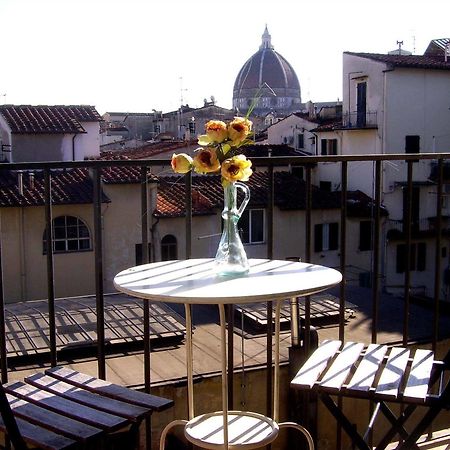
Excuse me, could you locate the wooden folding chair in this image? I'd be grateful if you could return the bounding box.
[291,340,450,450]
[0,366,173,450]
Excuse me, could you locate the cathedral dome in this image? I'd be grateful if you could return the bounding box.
[233,27,301,116]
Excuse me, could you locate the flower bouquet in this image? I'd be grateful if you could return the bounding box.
[171,117,253,275]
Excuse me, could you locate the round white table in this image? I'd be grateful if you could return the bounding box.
[114,258,342,450]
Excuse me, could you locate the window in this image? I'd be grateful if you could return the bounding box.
[396,242,426,273]
[320,139,338,155]
[188,121,196,135]
[43,216,91,253]
[359,220,373,251]
[135,243,152,265]
[161,234,177,261]
[320,181,332,192]
[356,82,367,127]
[296,133,304,149]
[405,135,420,154]
[314,223,339,252]
[239,209,264,244]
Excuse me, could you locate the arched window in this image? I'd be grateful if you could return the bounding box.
[43,216,91,254]
[161,235,177,261]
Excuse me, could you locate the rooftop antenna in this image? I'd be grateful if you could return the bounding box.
[396,40,403,55]
[179,77,188,106]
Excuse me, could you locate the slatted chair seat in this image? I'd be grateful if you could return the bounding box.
[291,340,450,450]
[0,366,174,450]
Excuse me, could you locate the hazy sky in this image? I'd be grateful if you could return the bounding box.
[0,0,448,115]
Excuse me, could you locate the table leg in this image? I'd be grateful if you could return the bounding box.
[274,299,282,423]
[218,304,229,450]
[185,304,194,420]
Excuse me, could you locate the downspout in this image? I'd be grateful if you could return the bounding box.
[72,134,77,161]
[311,131,319,155]
[19,209,27,300]
[150,217,160,262]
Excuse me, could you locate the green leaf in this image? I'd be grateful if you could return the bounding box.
[222,143,231,155]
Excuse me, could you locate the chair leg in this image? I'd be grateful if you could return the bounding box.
[279,421,315,450]
[159,419,187,450]
[0,383,27,450]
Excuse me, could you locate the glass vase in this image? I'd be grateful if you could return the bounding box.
[214,181,250,276]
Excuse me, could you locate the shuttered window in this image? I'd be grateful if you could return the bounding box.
[314,223,339,252]
[396,242,426,273]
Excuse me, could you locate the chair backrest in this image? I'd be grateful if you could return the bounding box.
[0,380,28,450]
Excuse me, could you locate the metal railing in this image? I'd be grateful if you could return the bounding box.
[0,152,449,447]
[341,110,378,129]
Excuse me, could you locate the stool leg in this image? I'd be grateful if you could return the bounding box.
[159,419,187,450]
[279,421,315,450]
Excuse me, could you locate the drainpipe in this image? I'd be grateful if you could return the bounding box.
[311,131,319,155]
[19,208,27,300]
[150,217,160,262]
[72,134,77,161]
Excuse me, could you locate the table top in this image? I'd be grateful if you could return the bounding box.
[113,259,342,305]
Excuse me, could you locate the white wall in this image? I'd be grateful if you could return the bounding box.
[267,114,317,153]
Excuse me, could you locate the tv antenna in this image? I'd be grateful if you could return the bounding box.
[179,77,188,106]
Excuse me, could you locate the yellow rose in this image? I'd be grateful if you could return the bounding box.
[193,147,221,174]
[204,120,228,143]
[221,155,252,183]
[171,153,193,174]
[227,117,252,146]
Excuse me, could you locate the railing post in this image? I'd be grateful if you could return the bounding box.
[403,161,414,346]
[185,171,192,259]
[0,213,7,383]
[93,167,106,379]
[140,166,152,449]
[266,164,275,421]
[44,168,57,367]
[433,158,443,353]
[339,161,348,342]
[371,161,382,344]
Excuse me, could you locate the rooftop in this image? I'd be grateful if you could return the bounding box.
[0,105,101,134]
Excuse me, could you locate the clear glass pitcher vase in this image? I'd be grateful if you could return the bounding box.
[214,181,250,276]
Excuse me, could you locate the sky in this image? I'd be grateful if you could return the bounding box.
[0,0,448,116]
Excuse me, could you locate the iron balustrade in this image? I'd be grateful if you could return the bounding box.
[341,110,378,129]
[0,153,449,447]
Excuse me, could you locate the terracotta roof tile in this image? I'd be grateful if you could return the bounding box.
[0,105,101,134]
[100,141,195,160]
[345,52,450,71]
[91,154,159,184]
[155,171,387,218]
[0,168,109,207]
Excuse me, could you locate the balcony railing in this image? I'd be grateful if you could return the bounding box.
[0,152,449,449]
[341,110,378,129]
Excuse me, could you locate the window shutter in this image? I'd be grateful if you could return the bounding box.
[396,244,406,273]
[331,139,338,155]
[417,243,426,271]
[321,139,327,155]
[359,220,372,251]
[405,135,420,154]
[314,224,323,252]
[329,222,339,250]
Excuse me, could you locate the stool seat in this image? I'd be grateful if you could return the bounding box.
[184,410,279,450]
